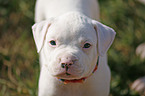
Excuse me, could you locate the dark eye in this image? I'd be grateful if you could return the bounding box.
[83,43,91,48]
[50,40,56,46]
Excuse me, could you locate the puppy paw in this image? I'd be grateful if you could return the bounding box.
[131,76,145,95]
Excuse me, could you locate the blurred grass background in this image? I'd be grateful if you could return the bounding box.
[0,0,145,96]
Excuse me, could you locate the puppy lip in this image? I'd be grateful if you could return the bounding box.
[56,74,85,84]
[57,77,86,84]
[55,74,79,79]
[52,70,82,78]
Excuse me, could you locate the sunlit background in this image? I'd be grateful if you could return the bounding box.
[0,0,145,96]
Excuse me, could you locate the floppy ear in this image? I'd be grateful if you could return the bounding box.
[32,20,53,53]
[92,20,116,56]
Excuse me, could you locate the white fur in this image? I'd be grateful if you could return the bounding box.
[32,0,116,96]
[35,0,99,22]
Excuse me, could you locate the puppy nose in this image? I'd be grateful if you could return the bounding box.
[61,61,73,68]
[60,56,78,68]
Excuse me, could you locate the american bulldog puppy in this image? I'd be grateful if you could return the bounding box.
[32,0,116,96]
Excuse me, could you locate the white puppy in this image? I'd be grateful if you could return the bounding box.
[32,0,116,96]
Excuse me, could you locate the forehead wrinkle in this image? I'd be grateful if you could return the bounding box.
[47,13,97,44]
[49,23,96,45]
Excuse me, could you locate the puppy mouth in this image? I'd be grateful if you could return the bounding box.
[56,61,99,84]
[55,72,86,84]
[57,77,87,84]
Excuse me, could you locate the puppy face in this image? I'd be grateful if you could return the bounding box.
[43,17,98,79]
[32,12,116,80]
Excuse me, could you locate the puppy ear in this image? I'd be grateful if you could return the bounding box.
[32,19,53,53]
[92,20,116,56]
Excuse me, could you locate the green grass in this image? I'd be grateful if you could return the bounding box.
[0,0,145,96]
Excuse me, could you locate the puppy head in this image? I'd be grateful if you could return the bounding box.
[32,12,116,80]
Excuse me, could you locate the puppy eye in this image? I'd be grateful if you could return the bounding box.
[83,43,91,48]
[50,40,56,46]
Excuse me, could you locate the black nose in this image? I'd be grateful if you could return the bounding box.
[61,63,66,68]
[61,63,72,68]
